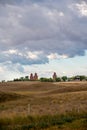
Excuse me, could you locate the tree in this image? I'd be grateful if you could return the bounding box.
[79,75,86,81]
[40,77,53,82]
[2,80,5,83]
[56,77,61,82]
[62,76,68,82]
[40,78,46,82]
[25,76,29,81]
[14,78,19,81]
[19,77,24,81]
[48,78,53,82]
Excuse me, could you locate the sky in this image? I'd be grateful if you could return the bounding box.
[0,0,87,81]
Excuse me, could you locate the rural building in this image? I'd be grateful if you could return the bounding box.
[34,73,38,80]
[30,73,34,80]
[74,76,80,81]
[30,73,38,81]
[53,72,57,81]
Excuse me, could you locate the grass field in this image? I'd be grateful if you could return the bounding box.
[0,81,87,130]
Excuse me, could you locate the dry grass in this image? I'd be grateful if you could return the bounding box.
[0,81,87,116]
[0,112,87,130]
[0,81,87,129]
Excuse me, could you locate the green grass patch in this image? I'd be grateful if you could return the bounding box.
[0,112,87,130]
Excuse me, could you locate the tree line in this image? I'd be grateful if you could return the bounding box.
[1,75,87,83]
[13,75,87,82]
[40,76,87,82]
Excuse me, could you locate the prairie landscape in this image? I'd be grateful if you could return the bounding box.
[0,81,87,130]
[1,0,87,129]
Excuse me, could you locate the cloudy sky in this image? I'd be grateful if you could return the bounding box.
[0,0,87,81]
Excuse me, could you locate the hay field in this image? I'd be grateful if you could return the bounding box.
[0,81,87,116]
[0,81,87,130]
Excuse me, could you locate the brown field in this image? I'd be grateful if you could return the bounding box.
[0,81,87,130]
[0,81,87,117]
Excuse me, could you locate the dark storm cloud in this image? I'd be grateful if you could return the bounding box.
[0,0,22,5]
[0,0,87,65]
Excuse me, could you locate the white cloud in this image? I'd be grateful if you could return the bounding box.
[27,51,42,60]
[4,49,18,54]
[0,0,87,65]
[59,12,64,16]
[0,0,87,81]
[47,53,58,60]
[0,66,4,72]
[46,9,64,23]
[47,53,68,60]
[76,1,87,16]
[61,55,68,59]
[71,1,87,17]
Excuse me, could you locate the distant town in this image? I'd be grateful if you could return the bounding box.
[1,72,86,83]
